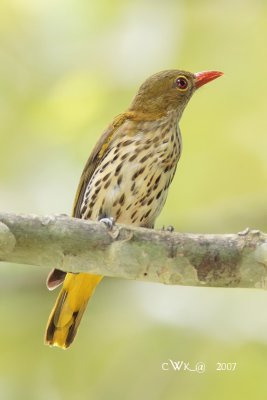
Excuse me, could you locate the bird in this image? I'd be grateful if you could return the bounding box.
[45,69,223,349]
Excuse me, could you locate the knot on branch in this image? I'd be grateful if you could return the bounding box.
[0,222,16,255]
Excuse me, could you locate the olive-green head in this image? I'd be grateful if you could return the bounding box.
[129,69,223,118]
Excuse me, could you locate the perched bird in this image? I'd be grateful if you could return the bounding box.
[45,69,223,349]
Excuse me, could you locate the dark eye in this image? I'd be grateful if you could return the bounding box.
[176,76,188,90]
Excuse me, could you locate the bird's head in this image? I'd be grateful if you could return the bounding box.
[129,69,223,119]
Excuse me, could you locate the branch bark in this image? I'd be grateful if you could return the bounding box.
[0,212,267,289]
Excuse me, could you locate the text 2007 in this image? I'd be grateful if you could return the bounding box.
[216,362,237,371]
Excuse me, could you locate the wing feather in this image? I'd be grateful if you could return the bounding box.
[47,112,133,290]
[72,112,132,218]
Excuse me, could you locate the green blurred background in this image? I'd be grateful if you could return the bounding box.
[1,0,267,398]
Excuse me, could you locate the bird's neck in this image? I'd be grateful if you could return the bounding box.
[126,108,180,125]
[119,110,180,153]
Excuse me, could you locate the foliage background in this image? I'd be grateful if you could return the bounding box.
[1,0,267,398]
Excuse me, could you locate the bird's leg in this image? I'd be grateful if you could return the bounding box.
[99,217,115,230]
[161,225,175,232]
[166,225,175,232]
[99,216,120,239]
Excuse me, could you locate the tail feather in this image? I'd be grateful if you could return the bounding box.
[46,268,67,291]
[45,273,102,349]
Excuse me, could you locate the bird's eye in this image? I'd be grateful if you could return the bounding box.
[176,76,188,91]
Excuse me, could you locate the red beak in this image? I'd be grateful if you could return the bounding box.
[194,70,223,89]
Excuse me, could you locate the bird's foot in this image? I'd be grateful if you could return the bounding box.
[100,217,115,230]
[161,225,175,232]
[99,217,120,239]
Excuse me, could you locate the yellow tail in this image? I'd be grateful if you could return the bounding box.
[45,273,102,349]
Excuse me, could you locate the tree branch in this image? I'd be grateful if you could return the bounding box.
[0,212,267,289]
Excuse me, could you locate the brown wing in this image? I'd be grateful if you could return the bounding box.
[46,112,132,290]
[72,112,132,218]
